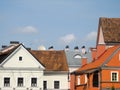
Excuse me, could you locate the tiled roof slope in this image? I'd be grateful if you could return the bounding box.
[31,50,69,71]
[76,45,119,72]
[99,17,120,43]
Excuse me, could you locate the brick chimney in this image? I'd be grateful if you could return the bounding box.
[82,57,87,66]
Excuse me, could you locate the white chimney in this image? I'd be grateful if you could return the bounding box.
[74,46,79,52]
[65,45,70,51]
[81,46,86,54]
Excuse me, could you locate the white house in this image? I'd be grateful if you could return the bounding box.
[0,42,69,90]
[0,44,45,90]
[31,50,69,90]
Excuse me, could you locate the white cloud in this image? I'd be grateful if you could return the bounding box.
[16,26,38,34]
[85,31,97,41]
[60,34,76,44]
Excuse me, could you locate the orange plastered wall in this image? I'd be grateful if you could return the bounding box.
[101,70,120,88]
[107,50,120,66]
[70,74,75,90]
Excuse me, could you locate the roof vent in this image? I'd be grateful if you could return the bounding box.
[65,45,70,51]
[48,46,54,51]
[74,46,79,52]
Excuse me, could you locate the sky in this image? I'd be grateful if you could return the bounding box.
[0,0,120,50]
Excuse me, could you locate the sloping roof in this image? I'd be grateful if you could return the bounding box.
[98,17,120,43]
[65,51,92,67]
[0,44,20,64]
[76,45,119,73]
[31,50,69,71]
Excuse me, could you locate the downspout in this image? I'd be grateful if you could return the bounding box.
[99,68,102,90]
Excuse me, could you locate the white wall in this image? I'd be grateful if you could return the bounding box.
[0,70,43,90]
[43,73,69,90]
[3,46,44,69]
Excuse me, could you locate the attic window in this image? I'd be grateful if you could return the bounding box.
[74,54,81,59]
[19,56,22,61]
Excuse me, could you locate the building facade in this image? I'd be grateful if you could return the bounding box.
[71,17,120,90]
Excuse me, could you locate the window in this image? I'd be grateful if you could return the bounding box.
[4,77,10,87]
[111,71,118,82]
[19,56,22,61]
[77,76,80,85]
[54,81,60,89]
[74,54,81,59]
[31,78,37,87]
[18,78,23,87]
[43,81,47,90]
[93,71,99,87]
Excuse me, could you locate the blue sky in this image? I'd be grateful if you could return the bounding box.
[0,0,120,50]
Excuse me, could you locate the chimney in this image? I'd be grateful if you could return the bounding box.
[65,45,70,51]
[2,45,8,49]
[81,46,86,54]
[74,46,79,52]
[82,57,87,66]
[48,46,54,51]
[10,41,19,46]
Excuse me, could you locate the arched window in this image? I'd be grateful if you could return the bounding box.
[74,54,81,59]
[93,71,99,87]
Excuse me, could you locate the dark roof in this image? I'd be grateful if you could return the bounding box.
[30,50,69,71]
[99,17,120,43]
[0,45,20,64]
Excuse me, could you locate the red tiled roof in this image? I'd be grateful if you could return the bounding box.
[76,45,120,73]
[30,50,69,71]
[98,17,120,44]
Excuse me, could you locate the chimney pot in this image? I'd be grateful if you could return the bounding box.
[74,46,79,52]
[65,45,70,51]
[48,46,54,50]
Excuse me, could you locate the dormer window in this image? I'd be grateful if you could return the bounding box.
[19,56,22,61]
[74,54,81,59]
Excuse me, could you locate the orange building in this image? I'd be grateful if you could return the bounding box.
[71,17,120,90]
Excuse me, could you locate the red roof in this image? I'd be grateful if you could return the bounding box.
[30,50,69,71]
[76,45,120,73]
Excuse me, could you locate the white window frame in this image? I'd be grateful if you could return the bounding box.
[77,75,80,85]
[85,74,87,83]
[111,71,119,82]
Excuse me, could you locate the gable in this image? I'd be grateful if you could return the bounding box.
[106,48,120,67]
[98,26,105,44]
[1,45,44,69]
